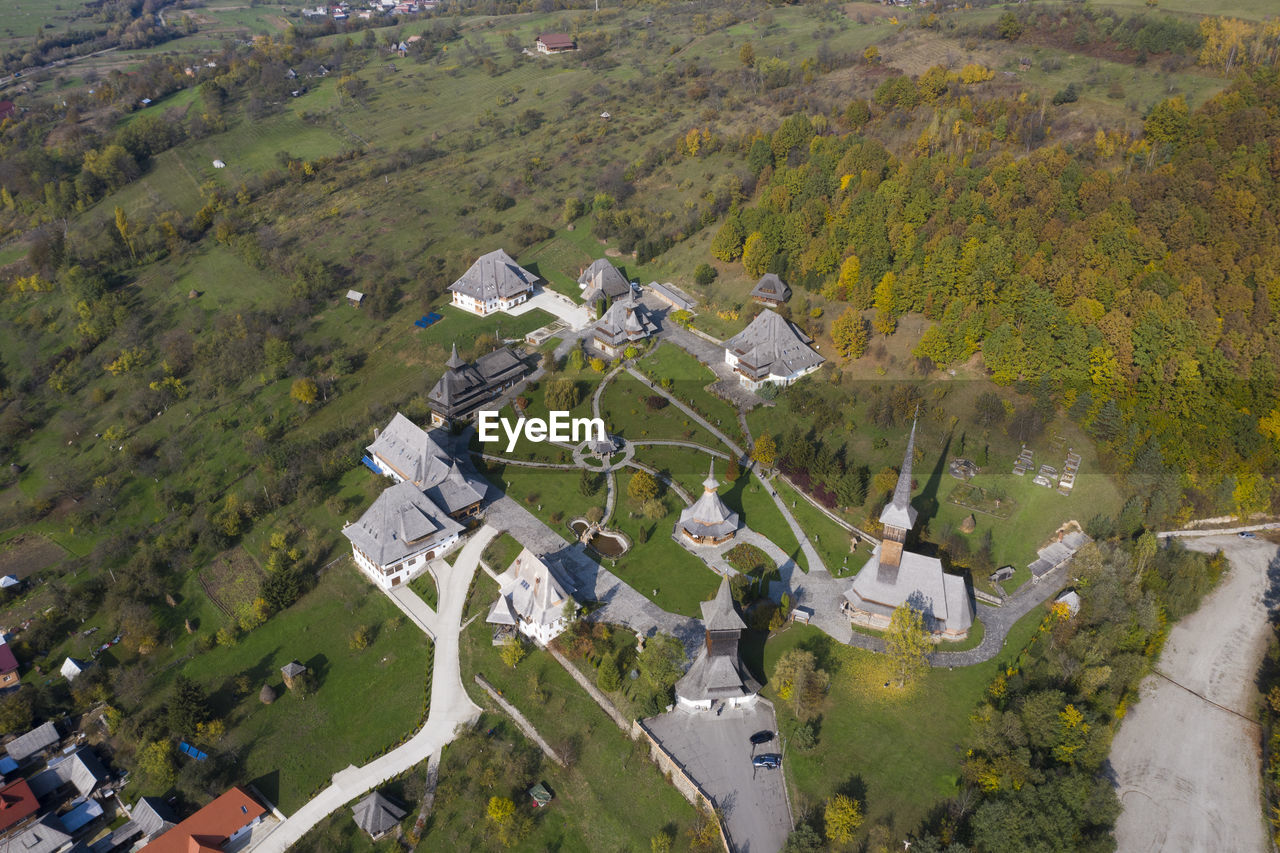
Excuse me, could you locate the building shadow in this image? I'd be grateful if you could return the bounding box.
[912,427,953,546]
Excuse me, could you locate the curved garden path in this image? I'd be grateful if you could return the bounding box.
[251,526,499,852]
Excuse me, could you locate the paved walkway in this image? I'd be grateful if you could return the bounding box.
[1112,534,1278,852]
[386,582,438,639]
[484,493,703,655]
[474,674,565,766]
[248,526,499,852]
[506,287,591,330]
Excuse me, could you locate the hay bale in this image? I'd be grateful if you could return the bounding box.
[960,513,977,534]
[259,684,277,705]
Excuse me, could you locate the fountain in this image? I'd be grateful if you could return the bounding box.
[568,518,630,557]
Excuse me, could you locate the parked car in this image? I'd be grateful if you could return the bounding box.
[749,731,774,745]
[1239,531,1257,539]
[752,753,781,769]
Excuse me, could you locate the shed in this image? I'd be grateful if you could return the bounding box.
[0,575,19,589]
[281,661,307,689]
[212,159,226,169]
[60,658,86,681]
[529,782,552,808]
[346,290,364,306]
[352,790,406,840]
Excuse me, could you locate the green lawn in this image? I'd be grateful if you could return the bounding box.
[773,478,870,579]
[637,343,744,444]
[177,568,431,813]
[481,531,525,573]
[479,464,602,532]
[722,475,808,573]
[599,372,721,446]
[456,617,698,850]
[762,612,1044,841]
[607,489,721,618]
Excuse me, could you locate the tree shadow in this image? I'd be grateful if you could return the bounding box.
[305,653,329,689]
[249,769,279,808]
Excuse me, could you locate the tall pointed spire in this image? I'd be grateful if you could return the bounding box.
[446,342,465,369]
[702,460,719,492]
[879,414,919,533]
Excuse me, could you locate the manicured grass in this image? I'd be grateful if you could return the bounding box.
[607,492,721,618]
[761,611,1044,840]
[599,372,720,446]
[479,464,602,533]
[177,568,431,813]
[721,475,808,573]
[637,343,743,443]
[409,571,438,611]
[481,531,524,573]
[631,442,722,499]
[773,478,870,579]
[457,618,698,849]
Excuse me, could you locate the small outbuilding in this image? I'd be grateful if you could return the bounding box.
[60,658,86,682]
[346,289,364,306]
[281,661,308,690]
[529,782,552,808]
[352,790,406,840]
[749,273,791,307]
[212,159,226,169]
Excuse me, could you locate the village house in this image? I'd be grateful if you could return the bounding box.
[2,814,74,852]
[365,412,485,519]
[722,309,824,389]
[578,258,632,309]
[141,786,267,853]
[749,273,791,307]
[447,249,538,316]
[535,33,577,54]
[591,293,657,358]
[0,778,40,837]
[674,463,740,546]
[0,638,18,690]
[674,578,760,712]
[486,549,579,646]
[5,722,60,766]
[427,344,532,428]
[343,481,464,589]
[27,748,107,801]
[842,420,975,639]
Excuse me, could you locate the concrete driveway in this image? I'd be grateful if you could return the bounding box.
[1111,534,1279,853]
[506,287,591,331]
[643,702,791,853]
[247,526,499,852]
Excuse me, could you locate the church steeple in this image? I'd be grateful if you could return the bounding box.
[445,342,465,370]
[878,415,919,568]
[702,460,719,492]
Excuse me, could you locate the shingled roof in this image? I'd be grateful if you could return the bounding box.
[367,413,484,514]
[675,463,740,541]
[749,273,791,304]
[723,309,823,381]
[486,549,577,631]
[352,790,406,839]
[5,722,58,763]
[428,346,530,419]
[579,258,631,301]
[593,294,656,347]
[879,417,919,532]
[342,481,464,567]
[447,249,537,301]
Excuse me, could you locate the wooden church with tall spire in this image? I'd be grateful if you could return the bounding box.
[674,577,761,711]
[841,418,974,639]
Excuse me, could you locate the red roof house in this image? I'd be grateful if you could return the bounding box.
[535,33,577,54]
[0,641,18,689]
[141,787,267,853]
[0,779,39,834]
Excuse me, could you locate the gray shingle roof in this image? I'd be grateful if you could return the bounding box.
[429,347,530,419]
[676,463,740,540]
[0,815,71,853]
[844,545,973,634]
[701,577,746,632]
[750,273,791,303]
[281,661,307,678]
[352,790,406,838]
[593,295,656,347]
[487,549,576,630]
[367,414,484,514]
[6,721,58,763]
[343,481,464,568]
[879,418,919,532]
[447,249,537,301]
[723,309,824,381]
[130,796,178,839]
[27,749,106,798]
[646,281,695,311]
[579,258,631,301]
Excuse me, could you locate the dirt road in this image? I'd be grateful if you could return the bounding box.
[1111,534,1279,853]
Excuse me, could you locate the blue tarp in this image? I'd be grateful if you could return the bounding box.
[178,742,208,761]
[60,798,104,832]
[361,455,381,474]
[0,756,17,776]
[414,312,444,329]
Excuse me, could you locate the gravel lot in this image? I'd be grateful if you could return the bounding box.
[1111,534,1279,853]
